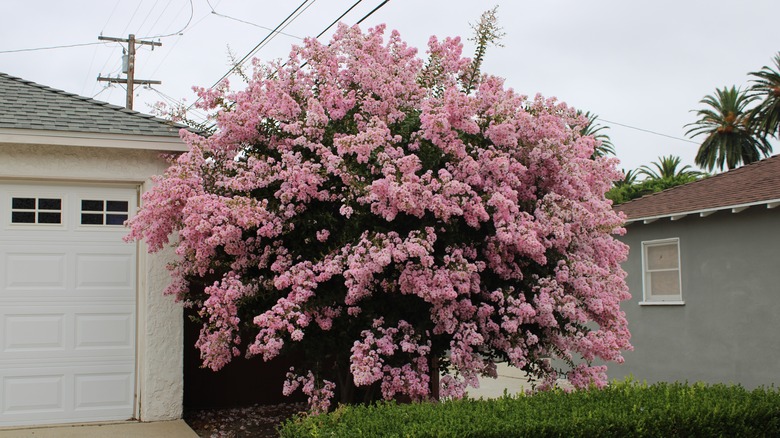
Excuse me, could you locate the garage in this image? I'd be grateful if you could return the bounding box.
[0,183,138,426]
[0,72,188,428]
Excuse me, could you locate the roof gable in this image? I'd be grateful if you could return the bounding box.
[0,72,186,137]
[615,154,780,222]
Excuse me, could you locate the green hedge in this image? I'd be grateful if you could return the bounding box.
[279,380,780,437]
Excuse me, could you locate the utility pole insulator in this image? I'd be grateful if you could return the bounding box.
[97,34,161,110]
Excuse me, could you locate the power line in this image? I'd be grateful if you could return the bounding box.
[354,0,390,26]
[150,86,209,119]
[209,11,303,40]
[231,0,315,74]
[0,41,103,54]
[147,7,215,79]
[136,0,163,38]
[93,83,112,99]
[143,0,176,38]
[313,0,362,39]
[193,0,389,128]
[600,118,698,144]
[139,0,194,39]
[120,0,146,36]
[136,0,161,33]
[101,0,123,33]
[186,0,315,111]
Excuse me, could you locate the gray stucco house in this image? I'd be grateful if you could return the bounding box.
[610,155,780,388]
[0,72,186,427]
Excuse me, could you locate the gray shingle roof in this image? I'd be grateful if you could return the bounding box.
[0,72,187,137]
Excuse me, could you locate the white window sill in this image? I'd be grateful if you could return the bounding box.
[639,301,685,306]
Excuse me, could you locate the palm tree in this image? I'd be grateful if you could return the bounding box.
[638,155,704,181]
[578,110,616,158]
[685,86,772,171]
[748,52,780,138]
[614,168,639,187]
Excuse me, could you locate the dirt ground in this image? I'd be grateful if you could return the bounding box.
[184,402,308,438]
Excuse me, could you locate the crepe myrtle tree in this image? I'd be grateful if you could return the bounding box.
[127,23,631,413]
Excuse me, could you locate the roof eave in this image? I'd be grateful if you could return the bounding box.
[0,127,187,152]
[624,198,780,225]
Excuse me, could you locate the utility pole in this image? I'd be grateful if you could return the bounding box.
[97,34,162,110]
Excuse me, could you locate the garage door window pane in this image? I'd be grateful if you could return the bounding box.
[80,199,130,226]
[11,211,35,223]
[106,201,129,212]
[38,198,62,210]
[38,212,62,223]
[82,200,103,211]
[11,197,62,224]
[81,213,103,225]
[12,198,35,209]
[106,214,129,225]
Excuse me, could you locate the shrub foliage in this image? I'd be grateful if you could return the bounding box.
[279,381,780,437]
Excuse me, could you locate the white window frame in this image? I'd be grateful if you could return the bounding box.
[640,238,684,306]
[5,190,67,230]
[78,198,131,228]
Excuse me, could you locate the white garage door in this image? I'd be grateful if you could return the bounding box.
[0,182,137,427]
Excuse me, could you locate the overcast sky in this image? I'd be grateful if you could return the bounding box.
[1,0,778,171]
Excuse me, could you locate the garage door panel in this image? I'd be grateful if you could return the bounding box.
[1,374,65,415]
[2,243,134,294]
[74,312,134,350]
[4,252,67,290]
[1,182,138,426]
[2,305,135,359]
[0,364,135,426]
[74,371,133,411]
[75,253,134,290]
[3,314,65,352]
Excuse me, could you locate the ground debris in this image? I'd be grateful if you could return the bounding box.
[184,402,307,438]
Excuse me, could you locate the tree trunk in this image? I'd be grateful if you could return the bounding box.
[430,355,440,401]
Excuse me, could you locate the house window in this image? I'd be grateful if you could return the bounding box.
[80,200,129,226]
[641,238,683,305]
[11,197,62,224]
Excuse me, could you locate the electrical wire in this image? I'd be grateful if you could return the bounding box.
[147,7,217,79]
[139,0,194,39]
[185,0,315,112]
[92,84,111,98]
[193,0,390,126]
[143,0,176,38]
[600,118,698,144]
[354,0,390,26]
[80,44,102,95]
[136,0,163,38]
[120,0,146,37]
[149,86,211,123]
[238,0,315,65]
[313,0,362,39]
[0,42,103,54]
[209,11,303,40]
[101,0,123,33]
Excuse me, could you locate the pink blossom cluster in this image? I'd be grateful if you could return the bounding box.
[127,23,631,411]
[283,368,336,414]
[350,318,432,400]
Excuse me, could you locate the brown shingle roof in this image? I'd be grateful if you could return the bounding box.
[615,154,780,221]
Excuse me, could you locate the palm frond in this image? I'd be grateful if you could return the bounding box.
[577,110,616,158]
[748,52,780,138]
[685,86,772,171]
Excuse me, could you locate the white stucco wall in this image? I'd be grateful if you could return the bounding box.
[0,142,183,422]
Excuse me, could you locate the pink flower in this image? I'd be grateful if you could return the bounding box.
[316,229,330,242]
[127,22,631,412]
